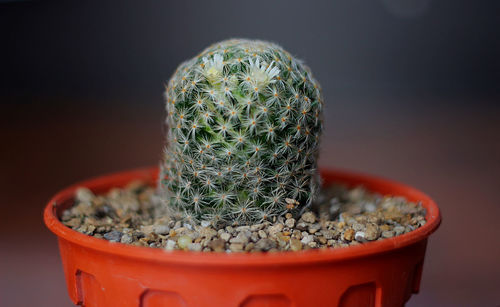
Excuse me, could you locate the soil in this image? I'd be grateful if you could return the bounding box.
[61,181,427,252]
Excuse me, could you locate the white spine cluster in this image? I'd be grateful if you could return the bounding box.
[160,39,324,226]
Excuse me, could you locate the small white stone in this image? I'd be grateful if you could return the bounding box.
[152,225,170,235]
[307,241,317,248]
[188,243,202,251]
[301,234,314,244]
[165,240,177,251]
[177,235,192,249]
[120,234,133,244]
[394,226,405,235]
[355,231,367,242]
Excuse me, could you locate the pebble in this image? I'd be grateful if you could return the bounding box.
[365,223,379,241]
[301,234,315,245]
[258,229,267,239]
[208,239,225,252]
[104,230,122,242]
[285,218,295,228]
[290,239,303,251]
[188,243,202,252]
[393,226,405,235]
[153,225,170,235]
[220,232,231,242]
[308,223,321,234]
[230,232,249,245]
[165,239,176,250]
[244,242,255,252]
[250,232,260,242]
[352,222,365,232]
[301,212,316,223]
[296,222,308,231]
[307,241,318,248]
[343,229,355,241]
[140,225,155,235]
[355,231,367,242]
[317,236,327,244]
[381,230,395,238]
[198,227,217,239]
[255,238,277,251]
[321,229,337,240]
[235,225,250,232]
[177,235,192,249]
[268,223,284,236]
[229,243,244,252]
[120,234,133,244]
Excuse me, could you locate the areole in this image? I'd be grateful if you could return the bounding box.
[44,167,441,307]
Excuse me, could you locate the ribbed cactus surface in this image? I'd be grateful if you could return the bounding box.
[160,39,323,225]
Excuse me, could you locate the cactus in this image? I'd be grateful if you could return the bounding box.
[160,39,323,226]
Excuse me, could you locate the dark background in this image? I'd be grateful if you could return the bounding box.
[1,1,499,306]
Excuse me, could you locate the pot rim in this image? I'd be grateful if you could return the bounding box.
[43,167,441,267]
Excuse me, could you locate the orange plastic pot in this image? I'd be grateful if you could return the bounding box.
[44,167,440,307]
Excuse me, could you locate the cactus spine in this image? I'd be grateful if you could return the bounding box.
[160,39,323,226]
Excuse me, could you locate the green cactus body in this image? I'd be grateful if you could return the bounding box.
[160,39,323,226]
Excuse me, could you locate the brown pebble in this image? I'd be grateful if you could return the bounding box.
[317,236,327,244]
[65,218,81,228]
[208,239,226,252]
[255,238,277,251]
[258,229,267,239]
[290,239,303,251]
[229,243,244,252]
[308,223,321,234]
[244,242,255,252]
[344,228,355,241]
[268,223,284,236]
[379,224,391,231]
[365,223,379,241]
[301,212,316,223]
[381,230,394,238]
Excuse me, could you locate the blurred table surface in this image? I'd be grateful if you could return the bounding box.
[1,95,499,306]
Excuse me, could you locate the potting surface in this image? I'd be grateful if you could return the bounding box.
[59,180,427,253]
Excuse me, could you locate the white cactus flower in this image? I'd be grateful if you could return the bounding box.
[202,53,224,84]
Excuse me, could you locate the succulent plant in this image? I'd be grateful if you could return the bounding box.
[160,39,323,226]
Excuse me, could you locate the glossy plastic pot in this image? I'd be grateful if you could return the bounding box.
[44,167,441,307]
